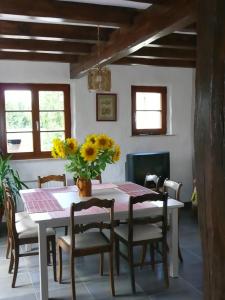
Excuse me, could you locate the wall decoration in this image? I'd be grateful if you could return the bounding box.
[96,93,117,121]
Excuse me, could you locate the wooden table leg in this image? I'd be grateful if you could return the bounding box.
[169,208,179,277]
[38,223,49,300]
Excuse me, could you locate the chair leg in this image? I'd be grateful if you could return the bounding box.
[51,238,57,282]
[115,237,120,275]
[12,247,19,288]
[178,243,183,262]
[47,239,51,266]
[162,241,169,288]
[6,236,10,259]
[8,247,14,274]
[70,256,76,300]
[109,251,115,296]
[150,243,155,271]
[57,244,63,283]
[64,226,68,235]
[140,243,147,269]
[99,253,104,276]
[128,245,136,293]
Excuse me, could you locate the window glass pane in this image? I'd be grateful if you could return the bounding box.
[6,112,32,132]
[40,131,65,151]
[136,111,162,129]
[136,92,161,110]
[39,91,64,110]
[7,132,33,153]
[5,90,32,110]
[40,112,64,131]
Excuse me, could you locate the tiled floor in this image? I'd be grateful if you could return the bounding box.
[0,207,203,300]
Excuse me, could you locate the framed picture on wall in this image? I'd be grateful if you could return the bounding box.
[96,93,117,121]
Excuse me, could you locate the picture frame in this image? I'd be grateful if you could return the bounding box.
[96,93,117,121]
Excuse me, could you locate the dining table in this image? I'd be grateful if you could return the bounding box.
[20,182,183,300]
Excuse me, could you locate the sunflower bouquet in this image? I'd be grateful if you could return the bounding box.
[51,134,121,181]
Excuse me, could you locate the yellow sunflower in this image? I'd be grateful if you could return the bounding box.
[96,134,110,149]
[107,137,115,149]
[80,142,98,162]
[86,134,98,145]
[112,144,121,162]
[52,139,65,158]
[51,148,59,158]
[66,138,78,155]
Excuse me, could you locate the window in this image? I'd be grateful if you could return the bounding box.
[0,83,71,159]
[131,86,167,136]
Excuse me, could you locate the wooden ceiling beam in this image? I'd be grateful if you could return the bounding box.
[0,38,92,55]
[114,57,196,68]
[123,0,155,3]
[0,20,114,43]
[176,23,197,34]
[0,51,79,62]
[0,0,137,27]
[149,33,196,49]
[130,47,196,60]
[70,0,196,78]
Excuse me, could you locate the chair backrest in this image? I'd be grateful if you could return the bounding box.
[67,174,102,186]
[163,179,182,201]
[37,174,66,188]
[92,174,102,184]
[70,197,114,249]
[3,183,18,242]
[144,174,161,191]
[128,192,168,242]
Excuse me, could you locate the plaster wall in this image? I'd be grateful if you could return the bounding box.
[0,61,195,201]
[74,65,195,201]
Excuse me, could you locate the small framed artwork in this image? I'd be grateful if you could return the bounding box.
[96,93,117,121]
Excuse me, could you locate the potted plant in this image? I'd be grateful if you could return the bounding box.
[51,134,121,197]
[0,154,28,223]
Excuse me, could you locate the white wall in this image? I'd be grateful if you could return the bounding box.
[74,65,195,202]
[0,61,195,202]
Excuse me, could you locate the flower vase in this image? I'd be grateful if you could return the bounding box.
[76,178,92,197]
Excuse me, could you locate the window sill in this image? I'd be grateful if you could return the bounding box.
[130,133,176,137]
[11,157,66,163]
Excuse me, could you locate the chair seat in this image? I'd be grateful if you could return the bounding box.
[16,216,55,239]
[15,211,29,222]
[114,223,162,242]
[59,232,109,250]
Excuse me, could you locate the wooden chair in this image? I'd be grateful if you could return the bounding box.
[114,192,169,293]
[57,198,115,300]
[144,174,161,191]
[37,174,66,188]
[91,174,102,184]
[3,184,56,288]
[38,174,68,235]
[163,179,183,262]
[3,184,30,259]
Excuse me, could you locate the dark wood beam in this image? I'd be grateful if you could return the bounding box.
[0,0,137,27]
[149,33,196,49]
[70,0,196,78]
[0,20,114,43]
[114,57,195,68]
[195,0,225,299]
[130,47,196,60]
[0,38,92,55]
[0,51,79,62]
[176,23,197,34]
[123,0,156,3]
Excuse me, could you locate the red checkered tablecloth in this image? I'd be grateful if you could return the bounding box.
[117,182,155,197]
[22,190,63,213]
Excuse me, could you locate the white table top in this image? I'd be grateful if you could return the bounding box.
[20,183,183,226]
